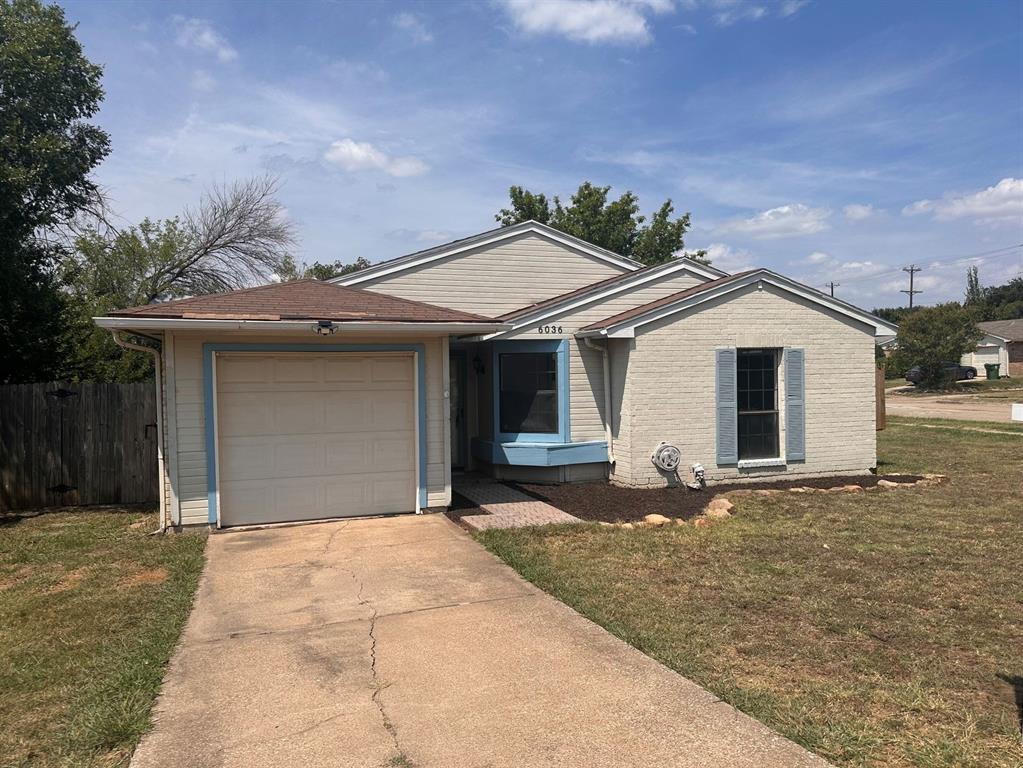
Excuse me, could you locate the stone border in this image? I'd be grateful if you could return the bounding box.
[599,474,947,530]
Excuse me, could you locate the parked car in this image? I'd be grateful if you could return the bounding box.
[905,362,977,384]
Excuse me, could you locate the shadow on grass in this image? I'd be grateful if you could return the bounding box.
[997,673,1023,736]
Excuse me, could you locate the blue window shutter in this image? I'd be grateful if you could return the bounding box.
[785,348,806,462]
[715,348,738,465]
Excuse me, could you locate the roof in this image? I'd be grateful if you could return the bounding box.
[108,279,497,323]
[578,269,899,338]
[496,257,727,322]
[977,319,1023,342]
[333,220,643,286]
[580,271,756,330]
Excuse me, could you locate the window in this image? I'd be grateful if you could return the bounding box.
[498,352,558,434]
[737,349,779,460]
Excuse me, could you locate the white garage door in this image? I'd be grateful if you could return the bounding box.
[215,353,416,527]
[973,346,1000,369]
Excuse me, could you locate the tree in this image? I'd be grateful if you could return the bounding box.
[892,303,982,388]
[1,0,110,383]
[283,256,372,281]
[496,182,707,266]
[965,266,985,305]
[983,276,1023,320]
[62,177,297,381]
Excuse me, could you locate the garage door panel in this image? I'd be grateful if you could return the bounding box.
[324,357,371,384]
[371,392,415,430]
[216,353,416,526]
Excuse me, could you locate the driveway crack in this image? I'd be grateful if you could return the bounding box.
[354,569,407,763]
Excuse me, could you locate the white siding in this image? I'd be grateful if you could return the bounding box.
[961,334,1009,373]
[614,284,877,487]
[164,331,448,526]
[353,232,628,316]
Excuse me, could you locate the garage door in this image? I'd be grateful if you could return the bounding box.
[973,346,1000,369]
[215,353,416,527]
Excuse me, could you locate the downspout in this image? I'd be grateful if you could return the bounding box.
[583,337,616,464]
[111,331,168,534]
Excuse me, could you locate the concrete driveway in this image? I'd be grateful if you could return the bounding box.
[131,515,828,768]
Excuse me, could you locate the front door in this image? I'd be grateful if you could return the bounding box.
[449,352,467,469]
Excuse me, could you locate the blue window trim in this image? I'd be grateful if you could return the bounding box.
[491,339,570,444]
[202,342,427,525]
[471,438,607,466]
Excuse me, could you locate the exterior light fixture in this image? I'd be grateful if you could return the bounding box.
[314,320,336,336]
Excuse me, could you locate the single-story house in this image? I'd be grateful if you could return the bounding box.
[960,319,1022,377]
[94,220,897,529]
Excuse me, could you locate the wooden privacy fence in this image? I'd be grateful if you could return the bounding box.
[0,381,158,511]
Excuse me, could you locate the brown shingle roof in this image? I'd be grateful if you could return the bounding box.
[580,271,758,331]
[978,319,1023,342]
[109,279,497,323]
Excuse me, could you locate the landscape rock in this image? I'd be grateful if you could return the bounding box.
[598,521,614,527]
[705,507,732,520]
[754,489,781,497]
[618,522,634,530]
[643,513,672,527]
[840,484,864,492]
[674,518,688,526]
[693,517,711,527]
[876,479,901,488]
[788,487,813,493]
[705,498,734,514]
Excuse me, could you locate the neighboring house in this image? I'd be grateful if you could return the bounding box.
[961,319,1023,377]
[94,220,897,529]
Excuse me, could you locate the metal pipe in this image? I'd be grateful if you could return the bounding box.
[583,337,615,465]
[111,331,168,534]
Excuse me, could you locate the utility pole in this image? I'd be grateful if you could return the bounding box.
[824,281,840,297]
[901,265,923,308]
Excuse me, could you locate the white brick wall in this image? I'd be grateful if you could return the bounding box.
[614,283,877,487]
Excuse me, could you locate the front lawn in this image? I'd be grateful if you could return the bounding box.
[0,508,206,768]
[890,378,1023,397]
[476,417,1023,767]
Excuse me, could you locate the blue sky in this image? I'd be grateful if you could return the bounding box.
[65,0,1023,308]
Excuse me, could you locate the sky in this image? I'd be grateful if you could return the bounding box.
[64,0,1023,309]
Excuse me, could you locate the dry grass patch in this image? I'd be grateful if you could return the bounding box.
[0,508,206,768]
[476,417,1023,767]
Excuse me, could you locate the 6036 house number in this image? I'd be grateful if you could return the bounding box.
[537,325,564,334]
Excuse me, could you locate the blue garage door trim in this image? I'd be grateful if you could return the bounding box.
[202,342,427,525]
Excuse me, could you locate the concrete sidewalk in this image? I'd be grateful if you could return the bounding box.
[131,515,829,768]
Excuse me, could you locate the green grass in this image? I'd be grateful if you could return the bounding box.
[0,508,206,768]
[476,419,1023,768]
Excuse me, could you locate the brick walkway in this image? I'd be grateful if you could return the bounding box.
[454,477,581,531]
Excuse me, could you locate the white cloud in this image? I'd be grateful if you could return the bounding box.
[496,0,675,45]
[806,250,831,263]
[842,203,875,221]
[711,1,766,26]
[392,12,433,43]
[191,70,216,92]
[779,0,810,17]
[324,138,429,178]
[701,242,756,272]
[903,178,1023,225]
[718,203,831,239]
[172,17,238,62]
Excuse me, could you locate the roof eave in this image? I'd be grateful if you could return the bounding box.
[93,317,511,334]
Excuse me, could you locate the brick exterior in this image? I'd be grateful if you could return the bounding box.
[610,283,877,487]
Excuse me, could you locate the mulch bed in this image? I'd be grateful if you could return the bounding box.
[510,474,923,523]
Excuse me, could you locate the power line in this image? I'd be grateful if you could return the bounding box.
[901,264,923,308]
[834,243,1023,286]
[824,281,840,297]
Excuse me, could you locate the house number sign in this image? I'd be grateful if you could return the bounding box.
[537,325,564,334]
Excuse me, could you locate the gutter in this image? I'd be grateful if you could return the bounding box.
[93,317,511,334]
[582,337,616,465]
[110,331,168,534]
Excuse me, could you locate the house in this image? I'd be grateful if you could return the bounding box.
[94,221,897,529]
[960,319,1022,377]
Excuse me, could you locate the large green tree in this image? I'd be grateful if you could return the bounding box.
[892,303,982,388]
[1,0,110,382]
[496,182,708,266]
